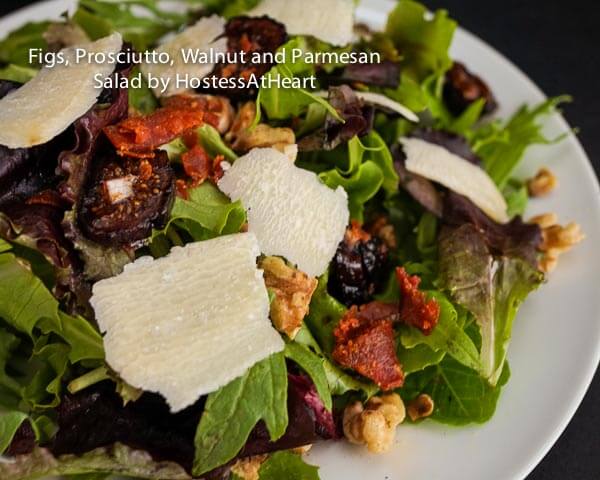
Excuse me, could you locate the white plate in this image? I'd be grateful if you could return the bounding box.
[2,1,599,479]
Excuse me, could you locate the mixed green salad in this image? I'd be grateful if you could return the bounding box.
[0,0,583,479]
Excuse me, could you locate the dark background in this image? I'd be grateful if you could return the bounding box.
[1,0,599,478]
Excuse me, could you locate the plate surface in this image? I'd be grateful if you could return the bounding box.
[2,1,599,479]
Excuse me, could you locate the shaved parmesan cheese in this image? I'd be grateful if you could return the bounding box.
[355,91,419,122]
[248,0,354,46]
[141,15,226,97]
[0,33,122,149]
[91,233,284,412]
[401,137,509,223]
[218,148,349,277]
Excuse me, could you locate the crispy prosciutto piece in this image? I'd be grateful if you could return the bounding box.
[104,99,220,158]
[333,302,404,391]
[396,267,440,335]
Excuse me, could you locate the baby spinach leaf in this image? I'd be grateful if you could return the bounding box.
[294,326,378,398]
[258,451,320,480]
[0,253,104,363]
[400,291,481,372]
[193,353,288,476]
[401,356,510,425]
[284,342,332,411]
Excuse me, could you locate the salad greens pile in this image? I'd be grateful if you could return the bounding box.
[0,0,569,479]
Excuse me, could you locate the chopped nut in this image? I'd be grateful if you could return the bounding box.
[541,222,585,252]
[260,256,318,339]
[368,216,397,249]
[406,394,434,421]
[230,454,268,480]
[530,215,584,274]
[226,101,256,142]
[291,444,313,455]
[527,167,558,197]
[231,123,296,155]
[343,393,405,454]
[529,212,558,229]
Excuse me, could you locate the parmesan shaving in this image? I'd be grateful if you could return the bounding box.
[91,233,283,412]
[0,32,123,149]
[218,148,349,277]
[401,137,509,223]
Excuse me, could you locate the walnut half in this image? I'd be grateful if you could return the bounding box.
[343,393,406,454]
[529,214,584,273]
[260,256,318,339]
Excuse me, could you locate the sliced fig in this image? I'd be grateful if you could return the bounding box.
[204,16,287,98]
[328,221,388,307]
[443,61,497,117]
[78,150,174,245]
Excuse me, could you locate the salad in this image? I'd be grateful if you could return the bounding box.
[0,0,585,479]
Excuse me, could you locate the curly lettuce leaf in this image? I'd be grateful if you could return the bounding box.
[439,225,543,385]
[385,1,456,81]
[258,451,320,480]
[313,131,397,221]
[193,353,288,476]
[151,183,246,252]
[400,356,510,425]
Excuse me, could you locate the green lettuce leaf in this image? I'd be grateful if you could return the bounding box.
[400,356,510,425]
[473,96,570,187]
[0,64,37,83]
[439,225,543,385]
[502,178,529,218]
[0,444,192,480]
[256,38,341,122]
[284,342,332,411]
[315,131,397,221]
[128,66,158,115]
[0,253,103,362]
[0,22,50,67]
[151,183,246,251]
[400,291,480,372]
[0,411,28,454]
[258,451,320,480]
[302,272,346,355]
[385,0,456,80]
[193,0,261,18]
[73,0,188,51]
[193,353,288,476]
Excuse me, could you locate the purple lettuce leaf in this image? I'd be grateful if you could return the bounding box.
[298,85,374,151]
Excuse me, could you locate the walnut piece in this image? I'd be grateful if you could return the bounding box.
[230,454,268,480]
[529,214,584,273]
[406,394,434,421]
[226,101,295,156]
[260,256,318,339]
[527,167,558,197]
[343,393,405,454]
